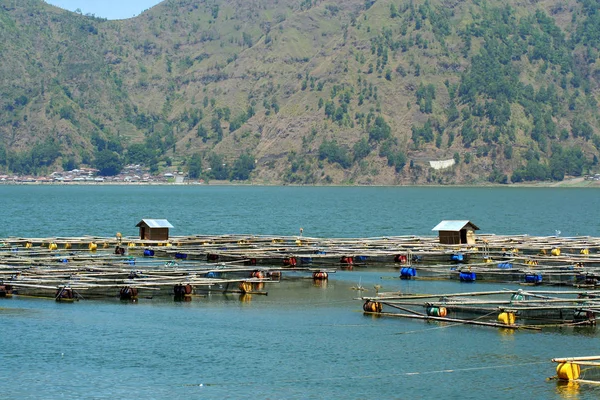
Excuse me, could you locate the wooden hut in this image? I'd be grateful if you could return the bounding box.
[136,219,174,241]
[432,220,479,245]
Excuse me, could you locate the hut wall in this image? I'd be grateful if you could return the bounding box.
[438,231,461,245]
[139,227,169,241]
[149,228,169,241]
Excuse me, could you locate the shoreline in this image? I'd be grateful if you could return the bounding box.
[0,177,598,188]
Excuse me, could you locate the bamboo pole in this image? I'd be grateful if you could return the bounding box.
[367,311,540,330]
[552,356,600,363]
[365,290,515,301]
[384,303,427,316]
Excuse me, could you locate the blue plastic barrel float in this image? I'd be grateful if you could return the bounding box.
[450,253,464,262]
[400,267,417,279]
[143,249,155,257]
[175,252,188,259]
[524,273,542,284]
[497,262,513,269]
[459,271,476,282]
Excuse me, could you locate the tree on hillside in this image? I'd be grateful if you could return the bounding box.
[94,149,123,176]
[368,116,391,142]
[126,143,156,165]
[353,137,371,162]
[211,117,223,142]
[231,153,255,180]
[188,153,203,179]
[208,153,229,180]
[0,144,6,167]
[62,156,78,171]
[319,139,351,168]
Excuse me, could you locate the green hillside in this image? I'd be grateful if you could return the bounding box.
[0,0,598,184]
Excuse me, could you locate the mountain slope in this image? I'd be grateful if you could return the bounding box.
[0,0,598,184]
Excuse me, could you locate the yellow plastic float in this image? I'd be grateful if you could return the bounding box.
[363,300,383,313]
[498,312,516,325]
[556,362,581,381]
[239,282,253,293]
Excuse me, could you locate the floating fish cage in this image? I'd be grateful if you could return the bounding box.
[360,288,600,330]
[0,242,340,302]
[2,233,600,299]
[403,261,588,287]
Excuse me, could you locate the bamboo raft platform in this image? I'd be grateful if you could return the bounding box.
[0,235,343,301]
[0,258,334,302]
[360,288,600,330]
[2,232,600,302]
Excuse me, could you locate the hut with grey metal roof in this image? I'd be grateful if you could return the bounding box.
[432,220,479,245]
[136,219,174,241]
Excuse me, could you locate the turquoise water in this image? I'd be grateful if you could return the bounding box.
[1,185,599,238]
[1,186,600,399]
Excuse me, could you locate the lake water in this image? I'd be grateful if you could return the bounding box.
[1,185,600,399]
